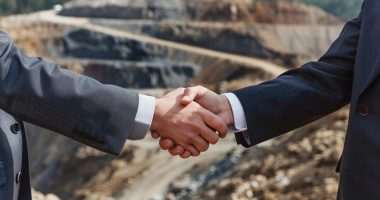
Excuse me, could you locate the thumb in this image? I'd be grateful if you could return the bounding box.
[180,87,197,106]
[180,86,206,106]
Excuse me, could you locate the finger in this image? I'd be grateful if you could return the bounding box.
[151,131,160,139]
[196,122,220,145]
[180,151,191,159]
[159,138,175,150]
[180,87,197,106]
[191,135,210,152]
[201,109,229,138]
[186,145,200,157]
[181,86,207,106]
[192,108,220,144]
[169,145,185,156]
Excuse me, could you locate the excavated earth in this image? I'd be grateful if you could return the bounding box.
[95,21,343,67]
[0,1,348,199]
[60,0,341,24]
[167,109,347,200]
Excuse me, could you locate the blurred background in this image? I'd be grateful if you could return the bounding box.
[0,0,363,199]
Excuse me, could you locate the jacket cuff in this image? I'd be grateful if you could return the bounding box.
[234,131,253,148]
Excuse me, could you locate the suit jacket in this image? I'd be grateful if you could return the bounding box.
[0,31,142,199]
[233,1,380,199]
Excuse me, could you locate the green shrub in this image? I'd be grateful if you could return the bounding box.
[0,0,69,15]
[295,0,363,18]
[0,0,363,18]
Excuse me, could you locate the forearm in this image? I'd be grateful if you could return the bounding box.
[233,65,352,146]
[0,32,141,155]
[232,9,362,147]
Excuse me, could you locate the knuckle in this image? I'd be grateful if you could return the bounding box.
[159,141,168,149]
[195,107,204,116]
[185,145,193,151]
[198,142,207,152]
[186,146,198,156]
[214,124,223,133]
[210,136,219,145]
[220,129,227,136]
[191,150,200,157]
[176,146,185,154]
[194,104,201,111]
[218,123,228,134]
[216,119,225,130]
[223,124,229,132]
[172,147,180,154]
[194,123,204,132]
[186,134,196,143]
[202,144,209,152]
[169,150,177,156]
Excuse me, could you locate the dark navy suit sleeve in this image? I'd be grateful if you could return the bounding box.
[233,4,364,147]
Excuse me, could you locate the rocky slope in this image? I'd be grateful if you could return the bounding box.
[167,109,347,200]
[32,188,60,200]
[137,23,342,67]
[60,0,341,24]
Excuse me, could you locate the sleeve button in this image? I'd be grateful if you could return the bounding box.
[11,123,21,134]
[358,105,370,117]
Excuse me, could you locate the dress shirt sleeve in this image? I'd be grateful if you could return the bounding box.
[128,94,156,140]
[222,93,248,132]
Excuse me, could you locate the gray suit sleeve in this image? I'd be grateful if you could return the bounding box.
[233,3,364,148]
[0,31,141,156]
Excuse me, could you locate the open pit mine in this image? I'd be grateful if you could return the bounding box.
[0,0,347,199]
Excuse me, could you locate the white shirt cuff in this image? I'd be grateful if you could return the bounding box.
[128,94,156,140]
[223,93,248,132]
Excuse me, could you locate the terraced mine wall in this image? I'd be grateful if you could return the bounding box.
[92,20,343,67]
[47,26,274,89]
[58,29,199,88]
[59,0,341,24]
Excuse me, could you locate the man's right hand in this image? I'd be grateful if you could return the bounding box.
[152,86,234,158]
[150,88,228,157]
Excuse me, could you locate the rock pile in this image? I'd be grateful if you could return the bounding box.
[199,1,341,24]
[32,188,60,200]
[168,109,348,200]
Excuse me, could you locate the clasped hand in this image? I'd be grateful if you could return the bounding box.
[150,86,234,159]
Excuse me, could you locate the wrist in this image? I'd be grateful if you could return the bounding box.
[219,95,234,126]
[151,98,163,131]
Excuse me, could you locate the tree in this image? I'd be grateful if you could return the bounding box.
[0,0,69,15]
[0,0,16,15]
[297,0,363,19]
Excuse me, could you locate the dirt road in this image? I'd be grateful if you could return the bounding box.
[124,139,236,200]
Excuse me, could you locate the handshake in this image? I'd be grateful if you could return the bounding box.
[150,86,235,159]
